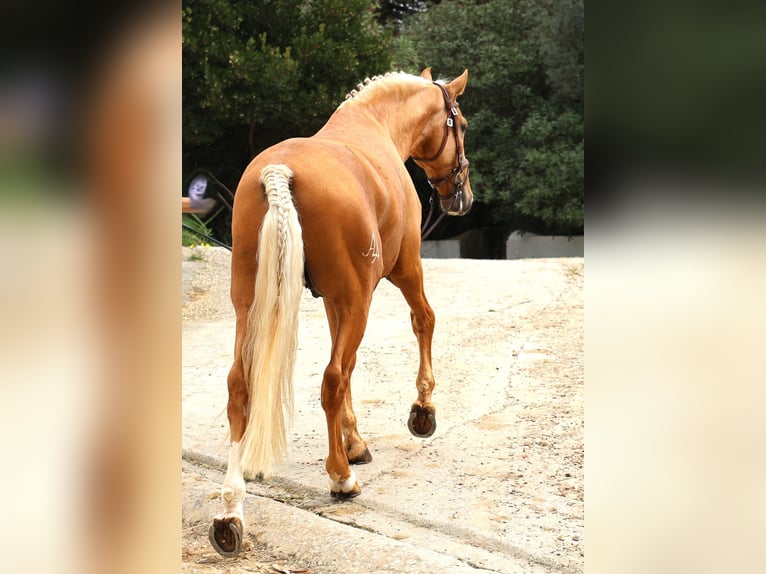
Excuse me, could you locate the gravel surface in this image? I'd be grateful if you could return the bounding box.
[182,246,235,320]
[182,246,584,573]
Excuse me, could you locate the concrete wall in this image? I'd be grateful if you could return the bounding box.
[422,230,584,259]
[421,239,461,259]
[506,231,584,259]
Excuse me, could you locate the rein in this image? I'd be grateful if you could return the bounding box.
[420,189,447,240]
[414,82,470,238]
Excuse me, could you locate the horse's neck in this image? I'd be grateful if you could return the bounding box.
[322,99,427,162]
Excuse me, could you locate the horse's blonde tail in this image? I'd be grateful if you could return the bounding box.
[240,164,303,479]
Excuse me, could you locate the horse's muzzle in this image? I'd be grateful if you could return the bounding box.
[442,187,473,216]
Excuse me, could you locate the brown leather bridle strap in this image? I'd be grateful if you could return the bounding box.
[411,82,461,163]
[415,81,471,238]
[411,82,469,197]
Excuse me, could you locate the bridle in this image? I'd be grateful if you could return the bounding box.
[412,81,471,237]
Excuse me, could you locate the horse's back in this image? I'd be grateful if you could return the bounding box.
[233,136,416,299]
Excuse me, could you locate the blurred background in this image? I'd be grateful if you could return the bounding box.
[1,2,180,573]
[588,2,766,573]
[1,1,765,573]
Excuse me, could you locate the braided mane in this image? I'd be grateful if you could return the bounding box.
[339,71,433,108]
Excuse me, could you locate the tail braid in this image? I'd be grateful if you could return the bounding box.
[239,164,303,478]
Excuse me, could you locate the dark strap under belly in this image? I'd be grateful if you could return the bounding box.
[304,265,322,298]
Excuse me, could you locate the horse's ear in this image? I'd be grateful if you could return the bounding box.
[447,69,469,99]
[420,67,433,80]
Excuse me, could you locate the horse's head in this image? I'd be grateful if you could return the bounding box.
[411,68,474,216]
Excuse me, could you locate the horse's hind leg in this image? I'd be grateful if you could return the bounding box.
[209,256,253,556]
[323,299,373,465]
[322,297,371,497]
[389,257,437,438]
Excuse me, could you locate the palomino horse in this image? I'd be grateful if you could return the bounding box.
[210,68,474,556]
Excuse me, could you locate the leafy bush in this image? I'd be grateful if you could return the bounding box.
[395,0,583,234]
[183,0,394,243]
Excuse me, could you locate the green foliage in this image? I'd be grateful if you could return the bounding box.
[182,0,583,238]
[395,0,583,234]
[183,0,393,185]
[375,0,428,27]
[182,213,215,247]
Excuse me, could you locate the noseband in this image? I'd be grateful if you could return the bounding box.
[411,82,470,211]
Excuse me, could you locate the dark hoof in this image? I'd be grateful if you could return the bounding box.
[408,409,437,438]
[348,447,373,465]
[209,516,243,557]
[330,488,362,500]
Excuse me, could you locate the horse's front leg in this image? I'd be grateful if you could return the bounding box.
[390,260,438,438]
[341,384,373,464]
[406,304,437,438]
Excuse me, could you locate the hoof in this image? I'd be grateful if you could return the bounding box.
[330,487,362,500]
[329,471,362,500]
[347,447,373,465]
[408,409,437,438]
[209,516,243,557]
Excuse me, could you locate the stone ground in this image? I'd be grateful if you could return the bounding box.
[181,246,584,573]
